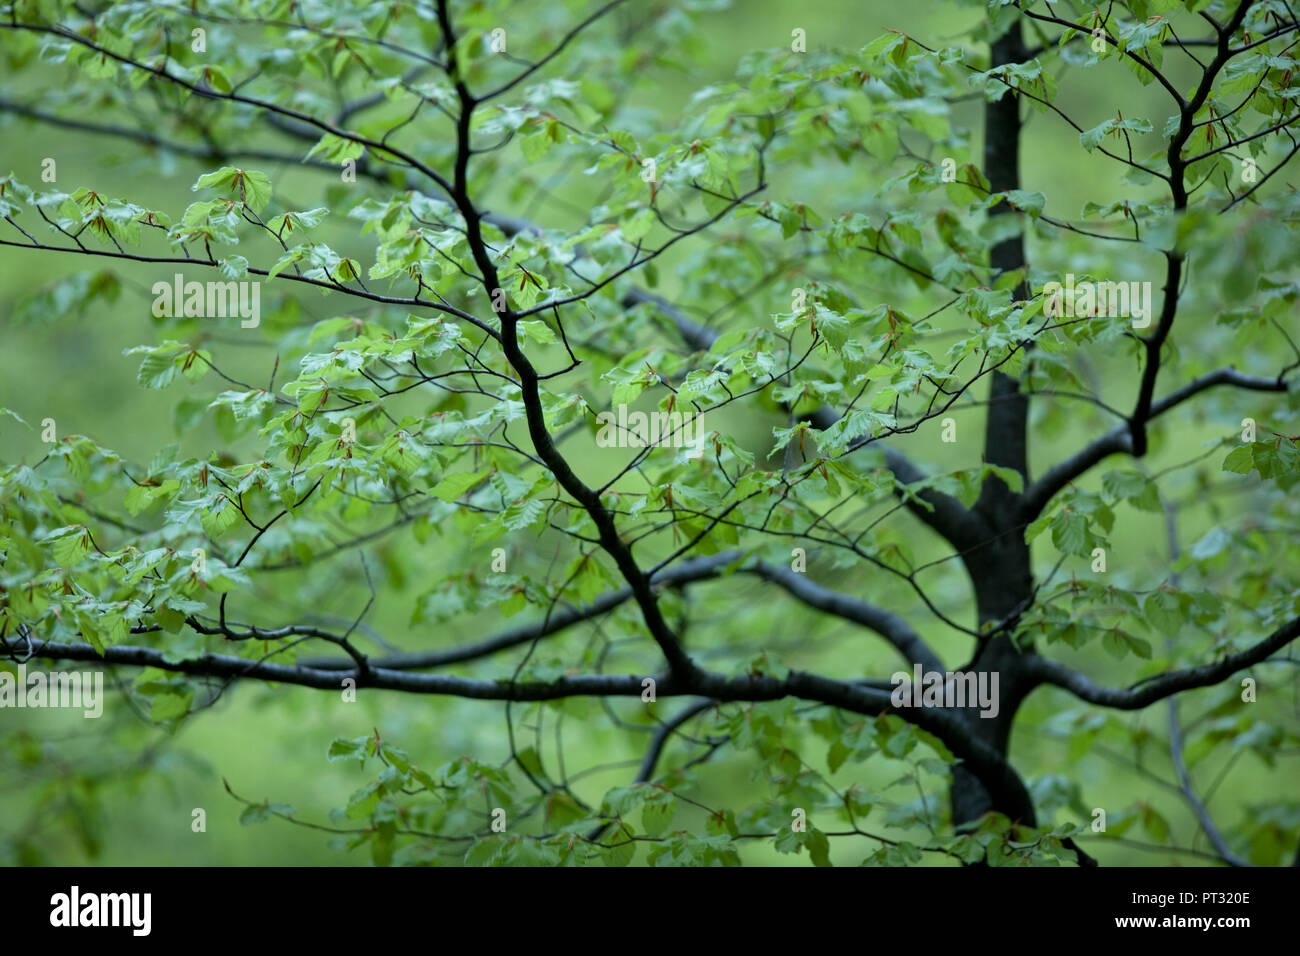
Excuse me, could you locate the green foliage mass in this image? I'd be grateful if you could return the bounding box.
[1,0,1298,866]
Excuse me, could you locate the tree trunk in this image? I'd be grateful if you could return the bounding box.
[949,19,1035,832]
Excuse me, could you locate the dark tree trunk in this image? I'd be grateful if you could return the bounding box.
[949,20,1036,832]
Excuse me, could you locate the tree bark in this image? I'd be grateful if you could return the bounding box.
[949,18,1036,832]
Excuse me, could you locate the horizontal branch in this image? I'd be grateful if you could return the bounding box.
[302,552,741,671]
[5,635,655,696]
[4,635,1037,823]
[0,97,340,170]
[1025,613,1300,709]
[1019,366,1291,521]
[300,549,941,673]
[0,238,497,337]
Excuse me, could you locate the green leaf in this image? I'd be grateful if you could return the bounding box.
[602,834,636,867]
[45,525,92,567]
[200,497,243,538]
[305,133,364,163]
[1143,589,1182,637]
[518,320,557,344]
[1004,189,1045,218]
[150,687,193,721]
[240,803,273,825]
[807,829,832,867]
[430,469,489,502]
[345,780,383,820]
[327,737,369,763]
[465,838,501,866]
[641,800,675,837]
[1221,444,1254,474]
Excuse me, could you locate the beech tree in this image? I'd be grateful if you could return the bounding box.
[2,0,1299,867]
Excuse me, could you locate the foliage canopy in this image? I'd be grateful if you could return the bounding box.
[2,0,1299,866]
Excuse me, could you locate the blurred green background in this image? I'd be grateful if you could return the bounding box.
[0,0,1282,866]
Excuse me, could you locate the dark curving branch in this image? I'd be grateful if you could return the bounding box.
[1019,366,1292,522]
[2,633,1039,825]
[1024,614,1300,709]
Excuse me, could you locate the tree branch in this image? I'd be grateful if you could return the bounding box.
[301,552,743,671]
[1019,366,1291,521]
[3,634,1038,824]
[1168,693,1252,866]
[1024,614,1300,709]
[749,561,944,672]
